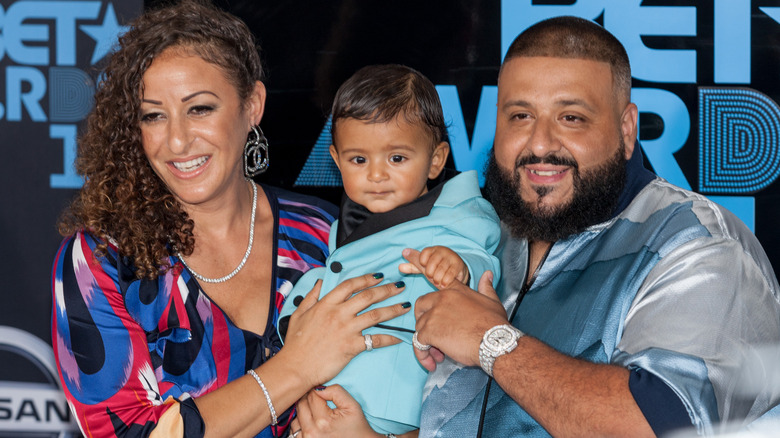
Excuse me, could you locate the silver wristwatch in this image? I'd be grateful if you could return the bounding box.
[478,324,524,377]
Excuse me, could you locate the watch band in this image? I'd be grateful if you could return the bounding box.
[478,324,524,377]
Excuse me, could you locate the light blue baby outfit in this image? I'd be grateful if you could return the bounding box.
[279,170,501,434]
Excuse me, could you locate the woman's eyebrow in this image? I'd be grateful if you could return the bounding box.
[182,90,219,102]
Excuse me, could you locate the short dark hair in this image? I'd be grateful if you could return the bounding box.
[331,64,448,147]
[503,16,631,103]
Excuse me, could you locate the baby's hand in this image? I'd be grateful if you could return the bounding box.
[399,246,469,289]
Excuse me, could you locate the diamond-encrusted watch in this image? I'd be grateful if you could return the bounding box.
[478,324,524,377]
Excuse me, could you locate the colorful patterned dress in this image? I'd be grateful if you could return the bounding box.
[52,185,336,438]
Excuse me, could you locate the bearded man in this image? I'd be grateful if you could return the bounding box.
[406,16,780,437]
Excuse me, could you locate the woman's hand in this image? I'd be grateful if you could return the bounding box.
[295,385,381,438]
[280,273,411,389]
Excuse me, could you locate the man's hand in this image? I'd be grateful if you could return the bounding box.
[411,269,509,370]
[411,269,655,437]
[399,247,469,289]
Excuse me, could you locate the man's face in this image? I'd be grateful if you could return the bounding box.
[485,141,627,242]
[494,56,637,217]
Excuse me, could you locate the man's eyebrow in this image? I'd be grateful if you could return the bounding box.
[502,98,596,113]
[557,98,596,113]
[502,99,531,110]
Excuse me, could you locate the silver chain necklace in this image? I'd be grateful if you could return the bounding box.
[177,181,257,283]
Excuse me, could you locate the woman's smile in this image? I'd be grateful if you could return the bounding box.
[170,155,210,173]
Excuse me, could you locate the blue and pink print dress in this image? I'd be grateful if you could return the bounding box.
[52,185,336,438]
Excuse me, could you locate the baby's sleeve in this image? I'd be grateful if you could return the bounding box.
[433,195,502,290]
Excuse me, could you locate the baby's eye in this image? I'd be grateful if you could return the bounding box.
[390,155,406,163]
[350,156,366,164]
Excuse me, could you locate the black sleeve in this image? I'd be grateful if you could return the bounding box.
[629,368,693,436]
[179,397,206,437]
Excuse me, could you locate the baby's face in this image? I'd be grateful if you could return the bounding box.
[330,116,447,213]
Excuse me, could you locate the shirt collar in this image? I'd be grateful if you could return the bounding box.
[335,169,457,248]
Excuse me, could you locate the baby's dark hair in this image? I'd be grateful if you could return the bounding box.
[331,64,448,147]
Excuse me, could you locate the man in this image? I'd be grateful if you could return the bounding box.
[407,16,780,437]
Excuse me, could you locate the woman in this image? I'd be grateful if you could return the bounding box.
[51,1,409,437]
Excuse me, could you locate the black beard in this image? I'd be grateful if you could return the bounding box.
[484,144,627,242]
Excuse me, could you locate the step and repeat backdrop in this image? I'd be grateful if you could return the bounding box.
[2,0,780,435]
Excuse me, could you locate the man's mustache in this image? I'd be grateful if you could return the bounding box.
[515,154,578,169]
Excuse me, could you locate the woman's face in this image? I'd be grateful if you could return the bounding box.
[139,47,265,210]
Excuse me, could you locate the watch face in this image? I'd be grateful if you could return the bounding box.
[485,326,517,354]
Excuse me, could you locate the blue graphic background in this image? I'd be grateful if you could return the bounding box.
[2,1,780,433]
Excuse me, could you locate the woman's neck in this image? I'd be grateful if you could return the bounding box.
[183,178,256,243]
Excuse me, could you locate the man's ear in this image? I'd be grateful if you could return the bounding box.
[620,103,638,160]
[428,141,450,179]
[329,144,341,171]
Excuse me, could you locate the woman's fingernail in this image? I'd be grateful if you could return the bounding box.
[315,385,326,391]
[394,281,405,288]
[401,302,411,309]
[373,272,384,279]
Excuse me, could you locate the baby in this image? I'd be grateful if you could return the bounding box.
[279,64,501,435]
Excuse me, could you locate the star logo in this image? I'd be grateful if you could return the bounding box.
[80,3,129,65]
[762,7,780,26]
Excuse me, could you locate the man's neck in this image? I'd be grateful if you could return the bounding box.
[527,240,553,284]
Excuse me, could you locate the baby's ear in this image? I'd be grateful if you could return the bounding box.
[329,144,341,170]
[428,141,449,179]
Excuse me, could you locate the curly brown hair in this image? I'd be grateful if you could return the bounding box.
[58,0,265,279]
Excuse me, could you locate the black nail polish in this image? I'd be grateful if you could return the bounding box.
[373,272,384,279]
[394,281,405,288]
[315,386,326,391]
[401,302,411,309]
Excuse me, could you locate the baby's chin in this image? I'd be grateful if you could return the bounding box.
[358,192,423,214]
[360,198,402,214]
[366,205,396,214]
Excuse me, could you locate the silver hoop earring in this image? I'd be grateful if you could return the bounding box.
[244,125,269,177]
